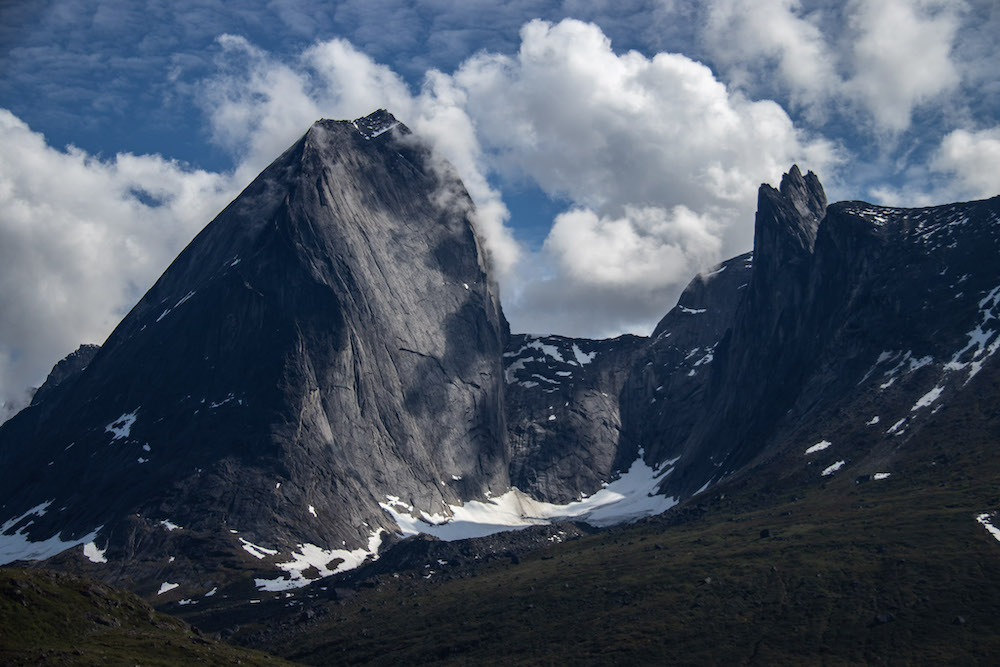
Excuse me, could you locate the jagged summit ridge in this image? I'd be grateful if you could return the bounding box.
[348,108,403,139]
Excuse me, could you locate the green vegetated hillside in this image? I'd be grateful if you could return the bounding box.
[229,365,1000,665]
[0,567,293,666]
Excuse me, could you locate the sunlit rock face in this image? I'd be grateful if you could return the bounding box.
[0,110,510,590]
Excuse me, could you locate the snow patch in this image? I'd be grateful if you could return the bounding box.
[527,339,564,363]
[381,453,680,541]
[308,505,317,518]
[977,513,1000,544]
[240,537,279,560]
[0,501,104,566]
[944,284,1000,382]
[159,520,182,531]
[703,264,727,277]
[209,393,237,409]
[805,440,832,454]
[254,529,384,591]
[873,472,891,481]
[866,416,880,425]
[911,386,944,411]
[821,460,845,476]
[173,291,196,308]
[886,418,907,435]
[572,344,596,366]
[105,410,138,440]
[157,582,179,595]
[677,305,707,314]
[83,541,107,563]
[368,121,399,138]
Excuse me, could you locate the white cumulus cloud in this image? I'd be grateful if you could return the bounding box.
[0,110,236,421]
[451,19,836,335]
[931,126,1000,199]
[844,0,963,133]
[701,0,966,134]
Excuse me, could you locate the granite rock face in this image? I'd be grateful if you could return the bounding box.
[0,111,509,587]
[645,168,1000,500]
[504,333,645,503]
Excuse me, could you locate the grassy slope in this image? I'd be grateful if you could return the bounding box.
[255,368,1000,665]
[0,568,294,666]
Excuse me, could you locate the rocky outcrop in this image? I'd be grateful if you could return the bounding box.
[504,334,645,503]
[647,168,1000,499]
[619,251,753,475]
[29,344,100,407]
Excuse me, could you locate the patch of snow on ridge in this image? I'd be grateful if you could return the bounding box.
[704,264,727,277]
[0,501,104,566]
[105,410,138,440]
[254,529,385,592]
[380,453,680,541]
[945,284,1000,382]
[527,338,564,363]
[368,121,399,139]
[572,344,596,365]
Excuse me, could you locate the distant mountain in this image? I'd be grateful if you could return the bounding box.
[2,112,999,606]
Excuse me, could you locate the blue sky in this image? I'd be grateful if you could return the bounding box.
[1,0,999,419]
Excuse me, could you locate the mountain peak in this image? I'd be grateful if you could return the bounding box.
[347,108,404,140]
[779,164,827,225]
[753,165,828,268]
